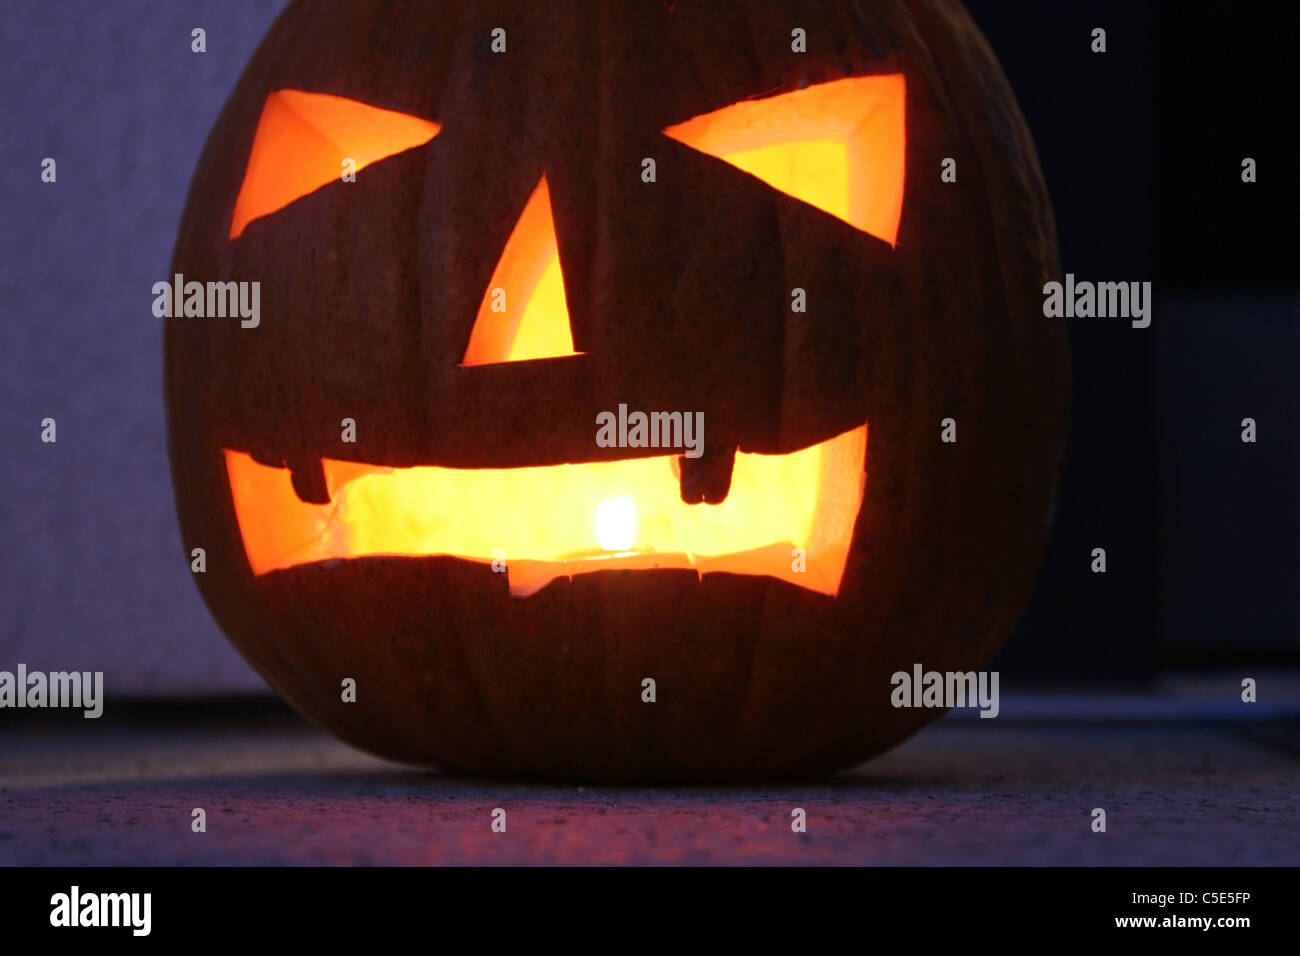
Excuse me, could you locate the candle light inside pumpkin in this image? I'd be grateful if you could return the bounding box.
[595,495,638,552]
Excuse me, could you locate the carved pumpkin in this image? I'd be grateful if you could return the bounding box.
[166,0,1067,781]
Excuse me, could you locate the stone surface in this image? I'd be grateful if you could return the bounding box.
[2,705,1296,865]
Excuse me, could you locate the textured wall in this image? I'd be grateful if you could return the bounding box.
[1,1,288,693]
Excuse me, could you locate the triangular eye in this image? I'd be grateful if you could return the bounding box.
[461,174,582,366]
[230,90,440,239]
[663,75,905,246]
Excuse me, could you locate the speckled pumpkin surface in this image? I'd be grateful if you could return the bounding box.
[166,0,1067,782]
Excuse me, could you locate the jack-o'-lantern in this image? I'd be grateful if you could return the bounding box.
[166,0,1067,781]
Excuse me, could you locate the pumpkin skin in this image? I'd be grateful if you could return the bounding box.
[165,0,1067,782]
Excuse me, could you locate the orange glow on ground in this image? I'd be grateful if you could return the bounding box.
[461,175,580,365]
[663,74,906,245]
[224,425,865,597]
[230,90,440,239]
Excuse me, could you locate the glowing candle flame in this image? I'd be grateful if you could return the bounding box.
[595,496,637,552]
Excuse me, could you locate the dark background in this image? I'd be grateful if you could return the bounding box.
[1,1,1296,693]
[966,0,1299,679]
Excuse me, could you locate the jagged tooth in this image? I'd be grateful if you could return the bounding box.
[678,443,737,505]
[289,457,331,505]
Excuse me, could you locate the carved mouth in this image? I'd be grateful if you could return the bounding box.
[224,424,865,597]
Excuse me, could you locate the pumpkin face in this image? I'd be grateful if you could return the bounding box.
[166,0,1067,781]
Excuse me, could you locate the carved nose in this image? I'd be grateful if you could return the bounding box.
[459,173,581,367]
